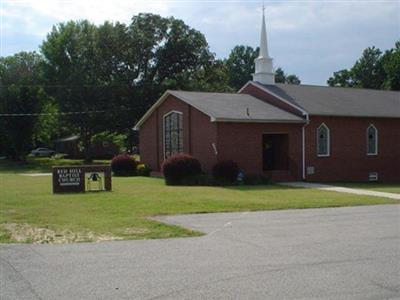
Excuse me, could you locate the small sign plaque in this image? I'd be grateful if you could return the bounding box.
[52,165,111,193]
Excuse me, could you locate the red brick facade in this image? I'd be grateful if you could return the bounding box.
[216,122,302,181]
[139,87,400,182]
[305,116,400,182]
[139,95,218,173]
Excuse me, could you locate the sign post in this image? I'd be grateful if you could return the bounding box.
[52,165,112,193]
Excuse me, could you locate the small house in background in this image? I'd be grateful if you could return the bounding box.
[54,135,80,158]
[134,10,400,182]
[54,135,120,159]
[91,140,119,159]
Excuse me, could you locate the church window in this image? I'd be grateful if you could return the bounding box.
[164,111,183,158]
[317,123,330,157]
[367,124,378,155]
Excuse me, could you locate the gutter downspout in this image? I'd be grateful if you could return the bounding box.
[302,113,310,181]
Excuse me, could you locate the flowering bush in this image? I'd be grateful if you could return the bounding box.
[162,154,202,185]
[136,163,152,177]
[111,154,137,176]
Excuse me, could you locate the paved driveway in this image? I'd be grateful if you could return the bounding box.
[1,205,399,300]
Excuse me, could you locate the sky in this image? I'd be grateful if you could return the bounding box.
[1,0,399,86]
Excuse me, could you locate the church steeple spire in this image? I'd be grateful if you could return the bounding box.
[253,6,275,85]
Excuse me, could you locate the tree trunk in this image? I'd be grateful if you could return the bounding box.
[82,127,93,163]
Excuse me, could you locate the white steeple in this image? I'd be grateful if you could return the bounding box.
[253,6,275,85]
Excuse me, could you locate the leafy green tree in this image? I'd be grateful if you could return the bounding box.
[275,67,286,83]
[41,15,218,160]
[224,46,301,88]
[33,97,60,147]
[327,42,399,90]
[285,74,301,85]
[91,131,127,152]
[327,69,354,87]
[274,67,301,84]
[351,47,385,89]
[381,41,400,90]
[225,45,259,90]
[41,21,106,160]
[0,52,48,160]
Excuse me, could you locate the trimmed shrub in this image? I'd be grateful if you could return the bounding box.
[111,154,137,176]
[137,163,152,177]
[212,160,239,185]
[162,154,202,185]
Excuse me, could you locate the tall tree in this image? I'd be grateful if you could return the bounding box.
[0,52,48,160]
[274,67,301,85]
[381,41,400,90]
[41,14,219,160]
[41,20,110,161]
[327,42,399,90]
[225,45,259,90]
[351,47,385,89]
[327,69,354,87]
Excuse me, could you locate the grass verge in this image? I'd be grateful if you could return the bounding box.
[0,174,397,244]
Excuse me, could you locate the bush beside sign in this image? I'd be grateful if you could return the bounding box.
[52,165,111,193]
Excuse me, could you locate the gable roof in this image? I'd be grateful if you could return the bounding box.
[257,83,400,118]
[134,90,304,129]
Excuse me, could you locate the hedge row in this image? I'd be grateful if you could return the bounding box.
[111,153,270,185]
[162,153,269,186]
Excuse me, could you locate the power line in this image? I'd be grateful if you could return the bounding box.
[0,110,107,117]
[0,104,147,117]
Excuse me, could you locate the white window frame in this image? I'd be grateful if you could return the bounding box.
[366,124,378,156]
[317,123,330,157]
[163,110,183,159]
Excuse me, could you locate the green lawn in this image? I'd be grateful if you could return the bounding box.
[1,172,397,244]
[334,183,400,194]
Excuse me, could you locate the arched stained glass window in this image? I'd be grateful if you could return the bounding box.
[164,111,183,158]
[367,124,378,155]
[317,123,330,157]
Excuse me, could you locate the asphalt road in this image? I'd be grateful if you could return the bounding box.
[1,205,399,300]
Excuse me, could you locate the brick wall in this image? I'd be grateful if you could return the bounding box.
[139,88,400,182]
[139,95,217,172]
[217,122,303,180]
[305,116,400,182]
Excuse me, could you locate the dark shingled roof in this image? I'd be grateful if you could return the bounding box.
[168,90,304,123]
[260,83,400,118]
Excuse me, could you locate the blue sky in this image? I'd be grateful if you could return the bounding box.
[1,0,399,85]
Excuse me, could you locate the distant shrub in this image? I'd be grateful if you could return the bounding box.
[111,154,137,176]
[162,154,202,185]
[212,160,239,185]
[243,174,270,185]
[137,163,152,177]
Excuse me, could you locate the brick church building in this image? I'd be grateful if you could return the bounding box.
[135,11,400,182]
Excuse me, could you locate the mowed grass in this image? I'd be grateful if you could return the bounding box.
[0,173,397,243]
[334,182,400,194]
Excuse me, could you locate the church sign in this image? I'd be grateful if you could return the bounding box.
[52,165,112,193]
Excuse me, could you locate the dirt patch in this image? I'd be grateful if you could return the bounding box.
[2,223,123,244]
